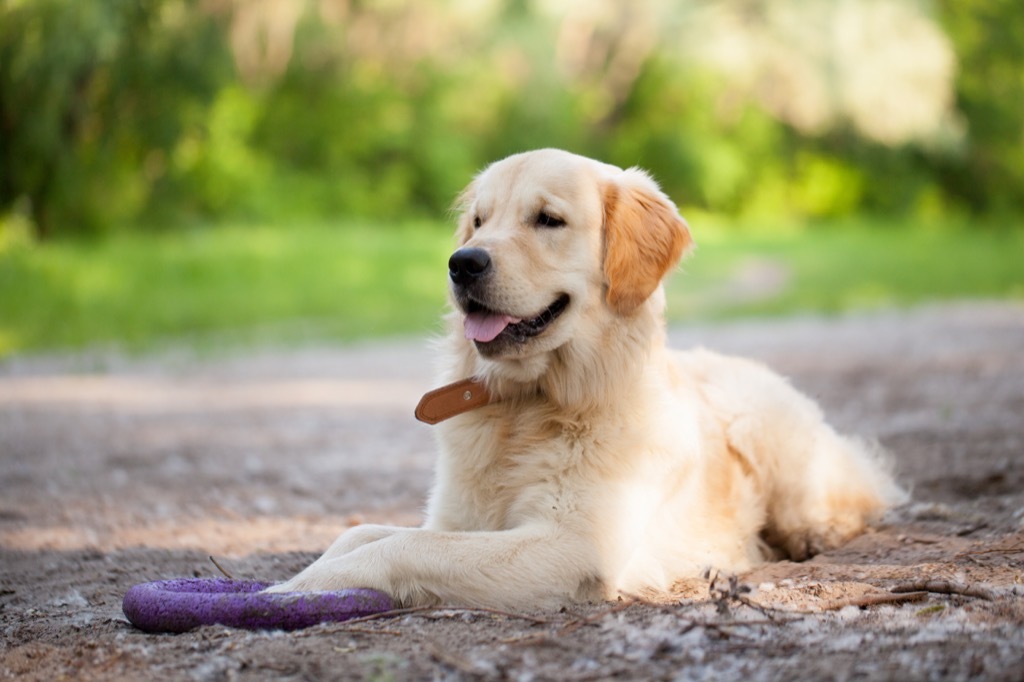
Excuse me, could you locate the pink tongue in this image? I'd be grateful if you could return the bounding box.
[464,312,522,343]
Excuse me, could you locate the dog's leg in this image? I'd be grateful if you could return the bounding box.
[318,523,402,557]
[776,427,905,559]
[730,408,905,560]
[288,520,403,569]
[265,523,403,593]
[269,524,598,609]
[710,355,906,561]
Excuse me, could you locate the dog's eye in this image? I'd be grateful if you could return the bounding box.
[473,216,482,229]
[536,212,566,228]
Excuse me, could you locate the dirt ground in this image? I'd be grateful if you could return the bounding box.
[1,302,1023,681]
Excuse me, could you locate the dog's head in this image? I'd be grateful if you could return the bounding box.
[448,149,692,374]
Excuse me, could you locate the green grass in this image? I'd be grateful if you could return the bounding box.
[0,217,1021,357]
[666,217,1024,320]
[0,220,456,356]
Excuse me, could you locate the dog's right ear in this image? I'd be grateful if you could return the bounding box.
[603,169,693,315]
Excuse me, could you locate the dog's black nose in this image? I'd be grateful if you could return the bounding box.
[448,247,492,286]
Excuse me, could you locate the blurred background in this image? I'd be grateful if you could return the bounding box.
[1,0,1022,356]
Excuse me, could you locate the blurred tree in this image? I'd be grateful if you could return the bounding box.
[0,0,232,238]
[1,0,1021,238]
[937,0,1024,214]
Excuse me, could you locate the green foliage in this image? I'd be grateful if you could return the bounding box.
[0,0,234,236]
[1,0,1023,238]
[938,0,1024,214]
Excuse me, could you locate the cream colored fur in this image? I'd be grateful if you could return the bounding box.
[271,149,905,608]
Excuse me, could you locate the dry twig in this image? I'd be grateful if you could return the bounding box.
[890,580,996,601]
[208,556,234,579]
[956,543,1024,558]
[298,603,552,640]
[336,627,403,636]
[318,606,434,628]
[818,591,928,611]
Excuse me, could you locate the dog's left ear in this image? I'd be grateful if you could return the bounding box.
[603,168,693,315]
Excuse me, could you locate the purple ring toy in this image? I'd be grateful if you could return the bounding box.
[122,578,395,633]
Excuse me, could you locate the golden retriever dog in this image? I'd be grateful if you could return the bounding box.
[271,149,905,608]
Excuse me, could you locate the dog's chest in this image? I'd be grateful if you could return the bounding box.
[437,408,615,528]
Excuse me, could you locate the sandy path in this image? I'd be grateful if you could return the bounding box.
[1,302,1022,680]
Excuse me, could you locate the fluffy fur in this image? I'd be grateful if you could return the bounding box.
[271,149,905,608]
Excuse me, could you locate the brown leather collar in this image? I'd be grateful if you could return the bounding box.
[415,378,493,425]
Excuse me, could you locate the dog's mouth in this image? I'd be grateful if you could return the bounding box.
[462,294,570,346]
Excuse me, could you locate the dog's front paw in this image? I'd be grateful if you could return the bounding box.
[265,557,393,596]
[263,579,301,594]
[264,571,349,594]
